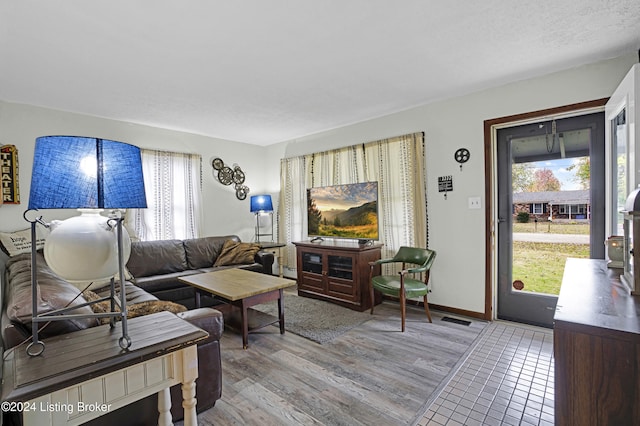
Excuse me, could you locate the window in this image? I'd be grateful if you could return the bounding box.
[279,132,426,270]
[531,203,544,214]
[126,149,202,241]
[559,204,586,214]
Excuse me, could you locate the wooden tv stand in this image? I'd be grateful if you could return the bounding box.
[293,240,382,311]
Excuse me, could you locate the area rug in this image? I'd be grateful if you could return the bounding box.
[252,292,372,344]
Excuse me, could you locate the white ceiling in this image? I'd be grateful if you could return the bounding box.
[1,1,639,146]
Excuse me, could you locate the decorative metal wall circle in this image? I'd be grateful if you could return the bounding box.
[212,157,224,170]
[219,166,233,185]
[454,148,470,170]
[211,157,250,199]
[235,185,249,200]
[232,166,245,184]
[454,148,470,164]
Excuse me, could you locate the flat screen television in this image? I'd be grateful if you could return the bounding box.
[307,181,379,241]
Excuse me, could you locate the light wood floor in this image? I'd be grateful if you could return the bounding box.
[193,300,487,426]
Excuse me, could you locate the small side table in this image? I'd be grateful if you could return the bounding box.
[259,242,287,277]
[1,311,208,426]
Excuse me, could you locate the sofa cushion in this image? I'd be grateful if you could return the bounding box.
[213,240,261,267]
[199,263,264,274]
[69,267,135,292]
[92,281,160,305]
[178,308,224,341]
[5,253,98,337]
[133,269,202,294]
[184,235,239,269]
[127,239,187,277]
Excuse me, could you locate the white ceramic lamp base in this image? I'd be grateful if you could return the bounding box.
[44,209,131,283]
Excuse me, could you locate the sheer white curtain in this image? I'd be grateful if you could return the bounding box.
[126,149,202,241]
[279,132,427,269]
[279,155,307,268]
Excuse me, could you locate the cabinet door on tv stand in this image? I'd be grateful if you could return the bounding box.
[300,271,325,293]
[297,249,326,293]
[327,253,357,302]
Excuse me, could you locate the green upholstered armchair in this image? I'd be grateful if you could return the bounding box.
[369,246,436,332]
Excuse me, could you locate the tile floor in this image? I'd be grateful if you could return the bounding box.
[416,321,555,426]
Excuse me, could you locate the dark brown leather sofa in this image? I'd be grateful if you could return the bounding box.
[0,235,274,425]
[126,235,274,309]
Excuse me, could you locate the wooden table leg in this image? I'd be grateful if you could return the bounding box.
[277,247,284,278]
[194,289,201,309]
[240,300,249,349]
[181,345,199,426]
[278,288,285,334]
[157,388,172,426]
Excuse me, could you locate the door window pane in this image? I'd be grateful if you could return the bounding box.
[613,110,627,235]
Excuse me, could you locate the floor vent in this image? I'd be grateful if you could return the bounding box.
[442,316,472,326]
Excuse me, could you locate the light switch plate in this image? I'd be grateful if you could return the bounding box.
[468,197,481,209]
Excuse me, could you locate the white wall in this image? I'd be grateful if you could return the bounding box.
[269,53,638,315]
[0,102,270,242]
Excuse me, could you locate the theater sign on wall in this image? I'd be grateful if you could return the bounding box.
[1,144,19,204]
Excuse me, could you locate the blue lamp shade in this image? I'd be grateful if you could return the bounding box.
[250,194,273,213]
[28,136,147,209]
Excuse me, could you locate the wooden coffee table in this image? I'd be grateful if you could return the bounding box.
[178,269,295,349]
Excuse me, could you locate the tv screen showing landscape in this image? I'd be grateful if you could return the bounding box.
[307,182,379,240]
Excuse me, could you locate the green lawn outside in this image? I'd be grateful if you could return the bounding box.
[512,222,590,235]
[512,241,590,295]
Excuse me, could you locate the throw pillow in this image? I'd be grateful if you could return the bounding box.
[82,290,112,318]
[213,240,261,267]
[0,227,48,257]
[126,300,187,319]
[82,290,187,325]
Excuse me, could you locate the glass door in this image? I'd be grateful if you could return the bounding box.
[496,112,605,328]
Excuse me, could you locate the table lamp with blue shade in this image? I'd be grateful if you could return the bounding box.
[25,136,147,356]
[250,194,273,242]
[250,194,273,213]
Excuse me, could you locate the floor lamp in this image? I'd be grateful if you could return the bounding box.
[250,194,274,242]
[25,136,147,356]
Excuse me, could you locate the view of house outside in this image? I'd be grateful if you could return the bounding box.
[511,157,590,295]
